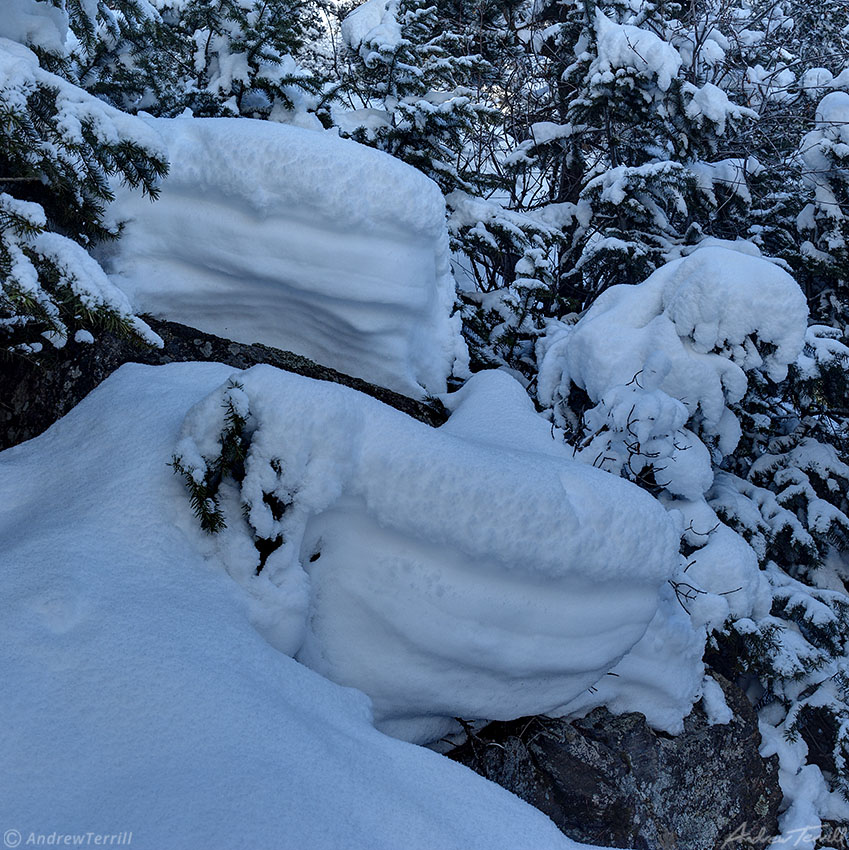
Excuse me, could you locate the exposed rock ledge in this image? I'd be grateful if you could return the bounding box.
[449,675,781,850]
[0,318,448,450]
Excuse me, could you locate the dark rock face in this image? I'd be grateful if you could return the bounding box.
[449,676,781,850]
[0,318,448,450]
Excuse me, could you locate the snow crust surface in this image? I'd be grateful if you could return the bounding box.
[103,116,465,396]
[0,362,594,850]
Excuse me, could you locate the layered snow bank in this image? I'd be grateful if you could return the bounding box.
[102,116,465,397]
[174,365,685,742]
[0,362,590,850]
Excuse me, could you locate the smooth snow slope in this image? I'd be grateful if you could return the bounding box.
[101,117,465,397]
[0,362,589,850]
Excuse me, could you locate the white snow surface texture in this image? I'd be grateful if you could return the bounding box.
[0,362,602,850]
[0,0,67,54]
[592,8,682,92]
[103,116,464,397]
[174,365,683,743]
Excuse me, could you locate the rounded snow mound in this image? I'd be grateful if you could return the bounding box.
[175,365,682,742]
[0,361,583,850]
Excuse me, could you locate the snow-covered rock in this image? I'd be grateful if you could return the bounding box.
[452,673,782,850]
[555,583,707,734]
[0,361,588,850]
[102,116,466,398]
[173,365,683,743]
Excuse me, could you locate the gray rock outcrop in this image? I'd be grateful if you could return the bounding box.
[0,318,448,450]
[449,675,781,850]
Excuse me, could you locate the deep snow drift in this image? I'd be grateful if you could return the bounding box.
[174,365,686,742]
[101,116,466,397]
[0,362,590,850]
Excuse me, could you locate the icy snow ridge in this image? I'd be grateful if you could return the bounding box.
[0,361,587,850]
[175,366,682,743]
[103,116,465,397]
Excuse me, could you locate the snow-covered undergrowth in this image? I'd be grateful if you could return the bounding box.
[537,242,849,838]
[0,37,165,354]
[591,7,682,94]
[0,362,593,850]
[539,244,807,443]
[101,116,466,397]
[172,365,691,743]
[539,244,806,517]
[537,242,804,643]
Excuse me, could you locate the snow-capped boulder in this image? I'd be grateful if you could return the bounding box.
[101,117,466,398]
[174,365,684,743]
[0,361,582,850]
